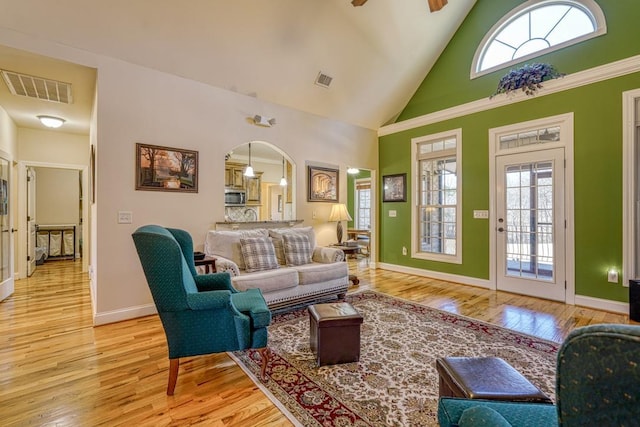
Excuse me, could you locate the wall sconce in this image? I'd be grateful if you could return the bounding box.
[37,115,65,128]
[253,115,276,127]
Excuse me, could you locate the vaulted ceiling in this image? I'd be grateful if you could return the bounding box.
[0,0,476,132]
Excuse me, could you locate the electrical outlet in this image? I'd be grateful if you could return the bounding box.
[402,246,407,256]
[312,210,317,219]
[608,270,618,283]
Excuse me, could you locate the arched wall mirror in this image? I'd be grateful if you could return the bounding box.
[224,141,295,222]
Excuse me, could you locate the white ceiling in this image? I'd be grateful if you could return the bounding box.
[0,0,476,133]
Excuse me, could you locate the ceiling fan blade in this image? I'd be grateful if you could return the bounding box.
[351,0,368,6]
[428,0,448,12]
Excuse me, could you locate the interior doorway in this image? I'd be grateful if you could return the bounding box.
[347,168,376,265]
[18,161,89,279]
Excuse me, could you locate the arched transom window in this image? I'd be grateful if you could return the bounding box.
[472,0,606,78]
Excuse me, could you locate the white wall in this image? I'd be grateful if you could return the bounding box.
[0,29,378,324]
[19,128,88,165]
[34,167,81,258]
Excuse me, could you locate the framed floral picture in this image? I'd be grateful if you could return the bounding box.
[308,165,338,202]
[383,173,406,202]
[135,143,198,192]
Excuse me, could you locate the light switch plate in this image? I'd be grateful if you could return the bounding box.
[473,210,489,219]
[118,211,133,224]
[389,210,397,217]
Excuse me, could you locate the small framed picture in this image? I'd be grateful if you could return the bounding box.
[383,173,406,202]
[308,165,339,202]
[135,143,198,192]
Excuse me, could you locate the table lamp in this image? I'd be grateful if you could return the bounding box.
[329,203,352,244]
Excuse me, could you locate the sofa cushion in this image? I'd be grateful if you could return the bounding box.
[269,226,317,262]
[283,234,313,266]
[239,236,279,273]
[292,261,349,285]
[204,229,268,270]
[232,268,299,293]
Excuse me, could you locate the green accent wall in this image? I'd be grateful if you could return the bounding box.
[398,1,640,121]
[379,1,640,303]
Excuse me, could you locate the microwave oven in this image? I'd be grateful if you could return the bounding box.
[225,188,246,206]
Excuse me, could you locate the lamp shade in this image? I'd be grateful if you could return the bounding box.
[329,203,352,222]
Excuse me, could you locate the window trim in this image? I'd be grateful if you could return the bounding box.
[471,0,607,79]
[411,128,463,264]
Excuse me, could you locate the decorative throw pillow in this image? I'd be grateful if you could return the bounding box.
[282,234,313,266]
[239,236,279,273]
[271,236,287,265]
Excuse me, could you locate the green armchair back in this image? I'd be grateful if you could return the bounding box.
[132,224,271,394]
[438,323,640,427]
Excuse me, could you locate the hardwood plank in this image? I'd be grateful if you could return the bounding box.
[0,259,635,425]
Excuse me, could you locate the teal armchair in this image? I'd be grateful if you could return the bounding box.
[132,225,271,395]
[438,323,640,426]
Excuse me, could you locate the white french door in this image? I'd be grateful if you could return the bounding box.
[0,155,13,301]
[496,148,566,301]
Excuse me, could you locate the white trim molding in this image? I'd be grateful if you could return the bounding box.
[574,294,629,315]
[377,262,492,289]
[93,303,157,326]
[379,54,640,137]
[622,88,640,287]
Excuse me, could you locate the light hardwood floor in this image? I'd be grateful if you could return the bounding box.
[0,259,634,426]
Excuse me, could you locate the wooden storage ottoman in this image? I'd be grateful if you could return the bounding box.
[435,357,552,403]
[308,302,363,367]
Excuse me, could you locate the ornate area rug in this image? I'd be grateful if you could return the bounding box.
[230,291,559,426]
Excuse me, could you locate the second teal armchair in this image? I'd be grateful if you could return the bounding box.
[132,225,271,395]
[438,323,640,426]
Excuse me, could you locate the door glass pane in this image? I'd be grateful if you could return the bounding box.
[504,161,554,281]
[0,158,9,281]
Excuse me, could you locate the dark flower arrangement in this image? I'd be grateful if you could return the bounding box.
[490,63,564,98]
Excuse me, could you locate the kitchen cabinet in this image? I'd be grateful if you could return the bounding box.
[225,162,246,188]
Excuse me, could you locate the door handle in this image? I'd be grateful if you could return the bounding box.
[11,228,17,233]
[498,227,505,232]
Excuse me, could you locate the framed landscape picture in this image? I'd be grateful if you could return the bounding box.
[383,173,406,202]
[135,143,198,192]
[308,165,338,202]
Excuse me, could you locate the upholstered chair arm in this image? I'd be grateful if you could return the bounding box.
[213,256,241,276]
[313,246,344,263]
[230,289,272,329]
[185,290,233,311]
[194,272,237,293]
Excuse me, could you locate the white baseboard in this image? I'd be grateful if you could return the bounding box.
[93,303,157,326]
[377,262,630,315]
[574,294,629,315]
[0,281,13,302]
[377,262,493,289]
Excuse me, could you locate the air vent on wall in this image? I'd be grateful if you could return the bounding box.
[1,70,72,104]
[315,72,333,88]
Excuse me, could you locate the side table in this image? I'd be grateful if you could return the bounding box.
[194,256,217,274]
[330,245,360,286]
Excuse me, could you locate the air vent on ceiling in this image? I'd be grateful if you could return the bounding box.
[1,70,72,104]
[315,72,333,88]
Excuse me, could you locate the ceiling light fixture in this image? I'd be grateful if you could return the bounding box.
[37,115,65,128]
[280,156,288,186]
[244,142,255,177]
[347,167,360,174]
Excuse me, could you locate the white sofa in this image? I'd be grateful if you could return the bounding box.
[204,226,349,310]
